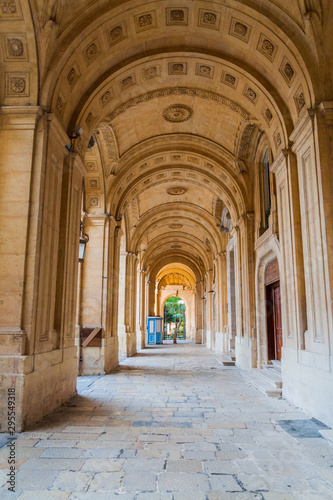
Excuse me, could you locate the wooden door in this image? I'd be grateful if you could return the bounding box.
[272,283,283,360]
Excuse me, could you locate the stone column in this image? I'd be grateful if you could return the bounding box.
[214,251,228,353]
[124,252,137,357]
[0,109,86,430]
[277,108,333,426]
[78,214,118,375]
[233,214,257,369]
[138,270,147,348]
[205,269,214,349]
[195,280,204,343]
[270,149,307,353]
[148,280,155,316]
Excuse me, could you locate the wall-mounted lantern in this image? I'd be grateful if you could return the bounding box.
[79,221,89,263]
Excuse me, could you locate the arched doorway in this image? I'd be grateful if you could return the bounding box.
[163,296,186,341]
[265,258,282,361]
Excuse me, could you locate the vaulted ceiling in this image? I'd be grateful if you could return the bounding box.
[2,0,330,278]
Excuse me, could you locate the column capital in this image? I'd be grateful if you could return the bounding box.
[0,105,43,130]
[84,213,112,226]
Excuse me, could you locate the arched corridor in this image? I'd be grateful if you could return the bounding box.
[1,1,333,492]
[2,343,333,498]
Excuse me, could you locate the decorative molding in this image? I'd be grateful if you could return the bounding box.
[100,89,113,107]
[168,62,187,75]
[6,72,29,96]
[279,57,296,87]
[88,195,101,208]
[221,71,238,89]
[273,128,282,151]
[195,63,214,79]
[56,95,66,117]
[107,87,250,122]
[198,9,221,30]
[167,187,187,195]
[0,0,22,19]
[120,73,136,91]
[238,123,256,160]
[83,39,100,65]
[166,8,188,26]
[257,33,277,62]
[67,63,80,91]
[294,85,306,116]
[143,65,161,80]
[3,35,27,60]
[134,11,156,32]
[108,22,127,46]
[229,18,252,43]
[262,106,273,126]
[86,160,98,171]
[243,84,259,105]
[163,104,193,122]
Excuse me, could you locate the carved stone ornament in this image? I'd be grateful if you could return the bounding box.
[56,96,64,116]
[256,33,278,61]
[85,42,99,64]
[143,65,160,79]
[101,90,113,107]
[9,76,25,93]
[1,1,17,14]
[135,11,156,32]
[139,14,152,27]
[196,64,214,79]
[109,23,127,45]
[163,104,193,123]
[169,63,187,75]
[198,9,220,30]
[230,18,251,42]
[67,66,80,90]
[108,87,249,122]
[294,86,306,115]
[279,57,296,86]
[7,38,23,57]
[243,85,258,104]
[167,187,188,195]
[167,8,188,25]
[221,71,238,89]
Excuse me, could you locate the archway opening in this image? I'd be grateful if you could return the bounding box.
[163,296,186,342]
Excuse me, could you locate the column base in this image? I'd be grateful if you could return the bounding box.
[282,346,333,428]
[235,335,257,369]
[79,336,119,375]
[0,346,77,432]
[214,332,229,354]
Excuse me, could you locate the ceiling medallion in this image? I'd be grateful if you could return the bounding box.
[169,224,183,229]
[171,244,182,249]
[167,187,187,195]
[163,104,193,122]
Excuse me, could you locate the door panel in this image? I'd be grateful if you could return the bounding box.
[273,284,283,360]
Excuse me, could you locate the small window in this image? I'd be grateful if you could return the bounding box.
[263,150,271,228]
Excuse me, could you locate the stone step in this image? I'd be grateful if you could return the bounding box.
[241,370,282,398]
[257,367,282,389]
[271,359,282,372]
[219,352,236,366]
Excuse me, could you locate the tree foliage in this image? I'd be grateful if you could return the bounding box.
[164,297,185,333]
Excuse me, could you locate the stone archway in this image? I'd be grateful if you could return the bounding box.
[255,234,282,368]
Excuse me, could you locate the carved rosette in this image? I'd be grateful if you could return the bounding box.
[163,104,193,122]
[167,187,188,195]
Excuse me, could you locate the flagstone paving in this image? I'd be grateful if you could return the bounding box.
[1,343,333,499]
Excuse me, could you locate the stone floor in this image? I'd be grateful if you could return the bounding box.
[1,343,333,499]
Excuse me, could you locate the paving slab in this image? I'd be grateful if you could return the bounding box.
[4,344,333,498]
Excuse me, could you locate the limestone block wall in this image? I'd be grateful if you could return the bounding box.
[0,111,86,430]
